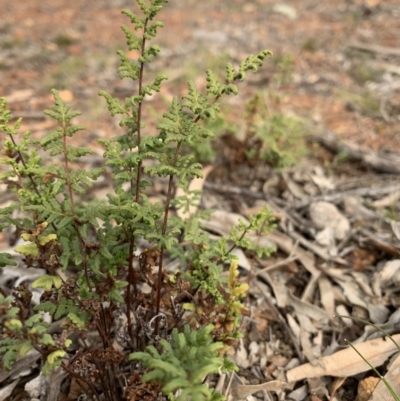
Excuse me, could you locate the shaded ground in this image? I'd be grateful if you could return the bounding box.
[1,1,400,401]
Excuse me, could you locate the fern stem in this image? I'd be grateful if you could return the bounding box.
[9,134,42,200]
[126,18,149,344]
[134,17,148,203]
[126,239,136,345]
[60,120,92,290]
[154,142,182,334]
[61,122,75,215]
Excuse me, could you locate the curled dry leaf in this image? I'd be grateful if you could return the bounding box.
[288,292,328,324]
[286,334,400,382]
[318,276,335,319]
[343,196,377,220]
[372,259,400,298]
[371,189,400,208]
[261,270,290,308]
[310,173,335,190]
[336,304,353,327]
[268,231,320,277]
[0,379,20,401]
[309,201,350,240]
[282,172,307,199]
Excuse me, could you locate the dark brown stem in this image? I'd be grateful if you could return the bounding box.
[225,227,249,257]
[61,362,102,401]
[61,122,75,216]
[99,304,111,344]
[95,319,110,349]
[126,239,136,345]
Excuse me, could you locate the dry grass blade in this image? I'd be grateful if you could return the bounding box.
[346,341,400,401]
[367,353,400,401]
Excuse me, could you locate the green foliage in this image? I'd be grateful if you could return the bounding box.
[257,112,306,168]
[0,293,70,374]
[130,325,232,401]
[54,34,74,47]
[242,92,306,169]
[0,1,275,400]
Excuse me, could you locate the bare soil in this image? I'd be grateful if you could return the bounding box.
[1,0,399,150]
[1,1,400,400]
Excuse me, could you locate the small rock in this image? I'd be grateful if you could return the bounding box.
[356,376,380,401]
[272,4,298,20]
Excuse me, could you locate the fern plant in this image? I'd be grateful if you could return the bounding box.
[129,324,235,401]
[0,1,274,400]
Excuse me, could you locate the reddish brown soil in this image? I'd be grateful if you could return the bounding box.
[1,0,400,151]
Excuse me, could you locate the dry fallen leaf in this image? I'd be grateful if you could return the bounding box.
[371,190,400,209]
[372,260,400,298]
[232,380,289,399]
[286,334,400,382]
[318,275,335,319]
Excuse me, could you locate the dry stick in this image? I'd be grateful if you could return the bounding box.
[204,181,267,200]
[268,198,316,237]
[289,230,348,265]
[348,41,400,56]
[206,179,400,212]
[309,130,400,174]
[0,286,8,298]
[224,373,235,399]
[295,183,400,208]
[255,280,304,364]
[255,245,299,275]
